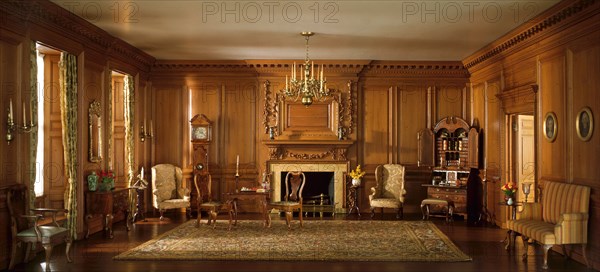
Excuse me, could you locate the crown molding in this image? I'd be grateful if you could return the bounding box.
[152,60,468,79]
[0,0,155,71]
[463,0,598,70]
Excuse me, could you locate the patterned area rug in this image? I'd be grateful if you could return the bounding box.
[114,220,471,262]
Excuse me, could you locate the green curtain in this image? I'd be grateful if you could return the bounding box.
[59,52,78,240]
[123,75,136,219]
[107,69,113,170]
[29,41,38,210]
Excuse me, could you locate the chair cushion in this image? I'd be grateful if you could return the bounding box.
[421,198,453,207]
[200,201,222,207]
[507,219,556,245]
[17,226,68,243]
[370,198,401,208]
[158,199,190,209]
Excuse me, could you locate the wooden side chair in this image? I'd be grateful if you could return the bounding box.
[267,171,306,229]
[194,174,233,230]
[7,184,72,271]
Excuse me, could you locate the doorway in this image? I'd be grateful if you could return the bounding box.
[510,114,536,203]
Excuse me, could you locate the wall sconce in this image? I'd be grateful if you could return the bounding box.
[6,99,37,144]
[140,120,153,142]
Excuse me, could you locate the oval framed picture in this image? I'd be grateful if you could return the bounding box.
[543,112,557,142]
[576,107,593,142]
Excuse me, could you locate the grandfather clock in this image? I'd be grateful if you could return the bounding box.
[190,114,212,214]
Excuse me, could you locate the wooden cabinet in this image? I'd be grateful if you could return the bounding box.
[418,116,482,222]
[85,188,131,238]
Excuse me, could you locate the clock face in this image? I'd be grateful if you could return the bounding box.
[192,126,208,140]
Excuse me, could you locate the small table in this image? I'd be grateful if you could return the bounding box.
[346,185,361,217]
[500,201,523,249]
[130,186,146,223]
[226,191,270,227]
[85,188,132,239]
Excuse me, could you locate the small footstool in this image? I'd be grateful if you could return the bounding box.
[421,198,454,223]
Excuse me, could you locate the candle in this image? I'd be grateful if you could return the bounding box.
[22,101,26,126]
[236,155,239,175]
[311,61,314,79]
[149,120,153,136]
[9,99,13,123]
[285,75,288,90]
[293,62,296,80]
[143,118,147,134]
[29,100,33,126]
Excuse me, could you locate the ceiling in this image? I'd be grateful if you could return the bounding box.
[50,0,560,61]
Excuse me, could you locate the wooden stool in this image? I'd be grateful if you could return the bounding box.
[421,198,454,223]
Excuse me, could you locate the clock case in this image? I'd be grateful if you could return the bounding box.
[190,113,212,142]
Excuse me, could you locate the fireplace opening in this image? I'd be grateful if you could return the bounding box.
[280,171,335,217]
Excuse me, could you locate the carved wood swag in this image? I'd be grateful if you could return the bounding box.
[262,80,355,140]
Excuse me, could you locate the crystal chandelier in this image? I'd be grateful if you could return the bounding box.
[283,32,329,106]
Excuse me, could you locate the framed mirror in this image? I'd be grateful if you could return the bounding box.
[89,100,102,162]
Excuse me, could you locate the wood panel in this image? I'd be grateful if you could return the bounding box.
[362,86,389,165]
[399,85,427,164]
[570,43,600,183]
[112,75,127,186]
[538,53,567,181]
[0,39,22,186]
[43,54,65,209]
[154,85,184,165]
[436,85,463,122]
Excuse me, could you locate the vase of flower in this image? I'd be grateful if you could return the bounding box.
[99,170,115,191]
[501,181,518,205]
[349,165,366,187]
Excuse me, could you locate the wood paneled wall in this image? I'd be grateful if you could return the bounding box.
[0,0,154,268]
[465,1,600,268]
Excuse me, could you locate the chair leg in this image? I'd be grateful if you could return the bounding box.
[285,211,292,229]
[370,208,375,219]
[396,207,403,219]
[521,235,529,261]
[299,207,303,227]
[42,243,53,272]
[542,244,552,269]
[562,244,570,260]
[65,240,72,263]
[8,240,19,270]
[24,242,32,263]
[582,244,590,268]
[159,209,164,221]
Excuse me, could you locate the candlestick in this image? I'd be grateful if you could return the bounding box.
[22,101,26,126]
[9,99,13,123]
[236,155,240,175]
[29,100,33,126]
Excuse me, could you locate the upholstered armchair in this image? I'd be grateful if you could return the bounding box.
[7,184,72,271]
[369,164,406,219]
[151,164,191,220]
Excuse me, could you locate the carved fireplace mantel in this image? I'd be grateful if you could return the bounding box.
[263,139,354,161]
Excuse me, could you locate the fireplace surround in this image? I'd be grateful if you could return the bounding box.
[268,162,349,213]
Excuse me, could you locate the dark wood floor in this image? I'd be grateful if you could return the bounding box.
[11,212,591,272]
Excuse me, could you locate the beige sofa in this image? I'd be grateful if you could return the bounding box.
[506,180,590,269]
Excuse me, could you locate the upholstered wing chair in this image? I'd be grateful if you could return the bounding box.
[369,164,406,219]
[151,164,191,220]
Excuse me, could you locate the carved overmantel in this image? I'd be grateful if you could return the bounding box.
[263,140,354,161]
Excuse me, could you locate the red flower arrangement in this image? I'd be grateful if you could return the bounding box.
[501,181,517,197]
[99,170,115,191]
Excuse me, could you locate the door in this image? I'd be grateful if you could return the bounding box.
[516,115,535,202]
